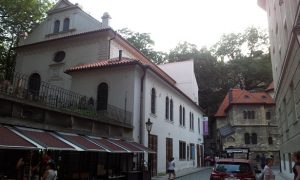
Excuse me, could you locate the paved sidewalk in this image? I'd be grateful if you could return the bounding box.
[152,167,211,180]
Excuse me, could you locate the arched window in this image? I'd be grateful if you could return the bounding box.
[165,96,169,119]
[54,20,60,33]
[244,133,250,144]
[97,83,108,110]
[151,88,156,114]
[189,112,192,129]
[268,137,273,145]
[63,18,70,31]
[247,111,251,119]
[170,99,173,121]
[183,107,185,127]
[28,73,41,97]
[179,105,182,125]
[243,111,247,119]
[252,111,255,119]
[251,133,257,144]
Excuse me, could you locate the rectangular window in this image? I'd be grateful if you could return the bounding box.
[179,141,186,160]
[190,143,195,160]
[198,118,201,134]
[266,112,271,120]
[183,107,185,127]
[187,145,190,160]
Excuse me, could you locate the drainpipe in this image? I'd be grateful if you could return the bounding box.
[108,30,117,59]
[139,64,149,144]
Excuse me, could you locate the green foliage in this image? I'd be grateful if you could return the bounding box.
[167,27,272,114]
[0,0,53,79]
[118,28,167,64]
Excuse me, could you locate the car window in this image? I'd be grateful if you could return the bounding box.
[215,162,251,173]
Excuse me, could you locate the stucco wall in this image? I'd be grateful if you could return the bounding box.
[263,0,300,178]
[143,70,204,173]
[16,35,109,90]
[159,60,199,104]
[19,7,102,46]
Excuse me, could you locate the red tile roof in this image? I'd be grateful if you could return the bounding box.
[215,88,275,117]
[66,57,205,113]
[65,57,138,72]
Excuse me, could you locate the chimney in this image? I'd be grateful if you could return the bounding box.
[228,89,233,103]
[119,50,122,61]
[101,12,111,28]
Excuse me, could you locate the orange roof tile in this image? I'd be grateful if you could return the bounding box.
[215,88,275,117]
[65,57,139,72]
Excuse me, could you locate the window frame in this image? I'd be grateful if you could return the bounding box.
[165,96,169,119]
[63,18,70,31]
[179,141,186,160]
[244,133,250,144]
[54,20,60,33]
[151,88,156,114]
[251,133,257,144]
[170,99,173,121]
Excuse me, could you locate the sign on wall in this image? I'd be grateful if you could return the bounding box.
[203,117,209,136]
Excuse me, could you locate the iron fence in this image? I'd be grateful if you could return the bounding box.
[0,72,132,125]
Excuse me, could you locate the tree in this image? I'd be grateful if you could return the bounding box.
[211,26,269,61]
[167,27,272,114]
[168,42,199,62]
[118,28,167,64]
[0,0,53,79]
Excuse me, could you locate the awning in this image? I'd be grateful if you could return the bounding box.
[129,141,156,154]
[0,125,40,150]
[108,139,143,153]
[0,124,155,154]
[16,127,77,151]
[57,132,107,152]
[88,137,129,153]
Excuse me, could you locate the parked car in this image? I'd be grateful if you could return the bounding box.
[210,158,259,180]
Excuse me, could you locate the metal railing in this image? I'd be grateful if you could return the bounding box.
[0,72,132,125]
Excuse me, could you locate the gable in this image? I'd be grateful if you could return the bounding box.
[18,0,102,46]
[47,0,76,14]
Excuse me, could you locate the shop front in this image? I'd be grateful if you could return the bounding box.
[0,125,155,180]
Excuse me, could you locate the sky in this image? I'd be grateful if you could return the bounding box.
[68,0,268,52]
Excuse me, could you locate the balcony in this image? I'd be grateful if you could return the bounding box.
[0,72,132,128]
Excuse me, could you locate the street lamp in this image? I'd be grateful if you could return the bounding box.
[145,118,153,178]
[293,22,300,45]
[146,118,153,134]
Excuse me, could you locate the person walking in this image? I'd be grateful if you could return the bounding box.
[292,151,300,180]
[264,157,275,180]
[167,157,176,180]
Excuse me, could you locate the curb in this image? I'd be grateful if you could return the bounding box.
[152,167,211,180]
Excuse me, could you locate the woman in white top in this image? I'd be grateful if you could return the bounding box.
[167,157,176,180]
[264,157,275,180]
[42,162,57,180]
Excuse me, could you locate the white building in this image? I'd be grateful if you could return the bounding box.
[15,0,205,175]
[258,0,300,178]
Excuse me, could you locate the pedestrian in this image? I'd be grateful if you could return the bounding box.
[167,157,176,180]
[292,151,300,180]
[41,161,57,180]
[263,157,275,180]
